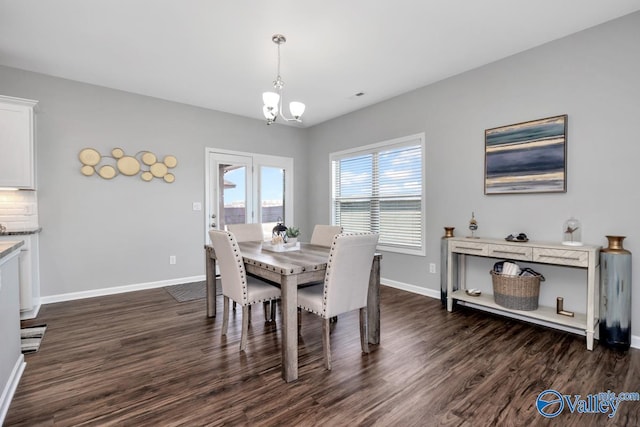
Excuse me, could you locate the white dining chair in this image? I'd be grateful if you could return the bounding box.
[297,232,379,370]
[226,223,264,242]
[209,229,281,352]
[310,224,343,247]
[226,223,275,319]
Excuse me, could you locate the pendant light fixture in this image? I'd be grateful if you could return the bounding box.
[262,34,305,125]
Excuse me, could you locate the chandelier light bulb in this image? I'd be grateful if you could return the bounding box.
[263,92,280,109]
[289,101,305,119]
[263,105,276,120]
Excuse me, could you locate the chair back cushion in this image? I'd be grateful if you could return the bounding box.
[310,224,343,247]
[323,233,379,317]
[226,223,264,242]
[209,229,247,304]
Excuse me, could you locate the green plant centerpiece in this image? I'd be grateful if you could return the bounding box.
[286,226,300,240]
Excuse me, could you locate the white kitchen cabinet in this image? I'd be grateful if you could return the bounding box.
[0,96,38,189]
[0,233,40,319]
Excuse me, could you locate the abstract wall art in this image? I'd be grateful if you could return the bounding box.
[484,115,567,195]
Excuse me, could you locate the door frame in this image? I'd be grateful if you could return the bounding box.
[204,147,294,243]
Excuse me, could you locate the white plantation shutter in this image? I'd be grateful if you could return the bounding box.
[331,134,425,255]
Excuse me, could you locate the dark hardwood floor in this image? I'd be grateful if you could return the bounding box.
[6,285,639,426]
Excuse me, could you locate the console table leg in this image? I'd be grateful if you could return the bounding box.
[586,331,594,351]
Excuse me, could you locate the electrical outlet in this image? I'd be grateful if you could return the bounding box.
[169,255,176,265]
[429,263,437,274]
[192,202,202,211]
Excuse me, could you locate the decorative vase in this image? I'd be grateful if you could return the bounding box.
[562,217,582,246]
[467,212,478,239]
[440,226,457,307]
[599,235,632,351]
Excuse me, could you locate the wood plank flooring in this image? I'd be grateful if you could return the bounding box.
[6,285,639,426]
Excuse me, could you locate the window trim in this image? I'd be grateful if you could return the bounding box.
[330,133,426,256]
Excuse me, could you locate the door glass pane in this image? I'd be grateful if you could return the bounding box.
[220,164,247,228]
[260,166,285,233]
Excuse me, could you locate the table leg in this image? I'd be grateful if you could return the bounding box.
[281,274,298,382]
[205,248,216,318]
[367,256,381,345]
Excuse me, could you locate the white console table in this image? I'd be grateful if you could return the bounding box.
[446,237,600,350]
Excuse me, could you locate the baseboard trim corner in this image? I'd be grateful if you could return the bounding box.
[20,301,41,320]
[631,335,640,350]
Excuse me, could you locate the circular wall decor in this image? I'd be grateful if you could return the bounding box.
[141,152,157,166]
[79,148,176,182]
[163,155,178,168]
[79,148,101,166]
[150,162,168,178]
[117,156,141,176]
[80,165,95,176]
[98,165,117,179]
[111,147,124,159]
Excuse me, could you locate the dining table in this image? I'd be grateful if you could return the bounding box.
[204,241,382,382]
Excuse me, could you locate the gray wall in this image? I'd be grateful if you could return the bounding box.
[0,66,309,296]
[307,12,640,333]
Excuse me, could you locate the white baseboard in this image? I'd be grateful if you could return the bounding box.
[381,278,640,350]
[382,277,440,299]
[0,354,25,426]
[40,275,206,305]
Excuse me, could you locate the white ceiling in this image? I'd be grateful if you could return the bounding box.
[1,1,639,127]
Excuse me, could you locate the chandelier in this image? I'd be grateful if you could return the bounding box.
[262,34,305,125]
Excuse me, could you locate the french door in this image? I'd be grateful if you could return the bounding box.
[205,148,294,242]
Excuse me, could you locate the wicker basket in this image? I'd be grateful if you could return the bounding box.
[490,270,543,311]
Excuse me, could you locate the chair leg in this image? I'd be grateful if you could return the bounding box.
[222,296,230,336]
[297,308,302,334]
[271,300,277,322]
[240,305,249,352]
[233,301,236,311]
[359,307,369,354]
[322,318,332,370]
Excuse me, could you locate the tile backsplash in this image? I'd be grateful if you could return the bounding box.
[0,191,39,230]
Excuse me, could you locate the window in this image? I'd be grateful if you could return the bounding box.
[331,134,425,255]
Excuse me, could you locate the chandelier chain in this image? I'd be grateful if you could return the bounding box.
[275,40,283,88]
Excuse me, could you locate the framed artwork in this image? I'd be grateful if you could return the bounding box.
[484,115,567,195]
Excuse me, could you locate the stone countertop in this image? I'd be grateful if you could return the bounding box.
[0,227,42,236]
[0,241,24,260]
